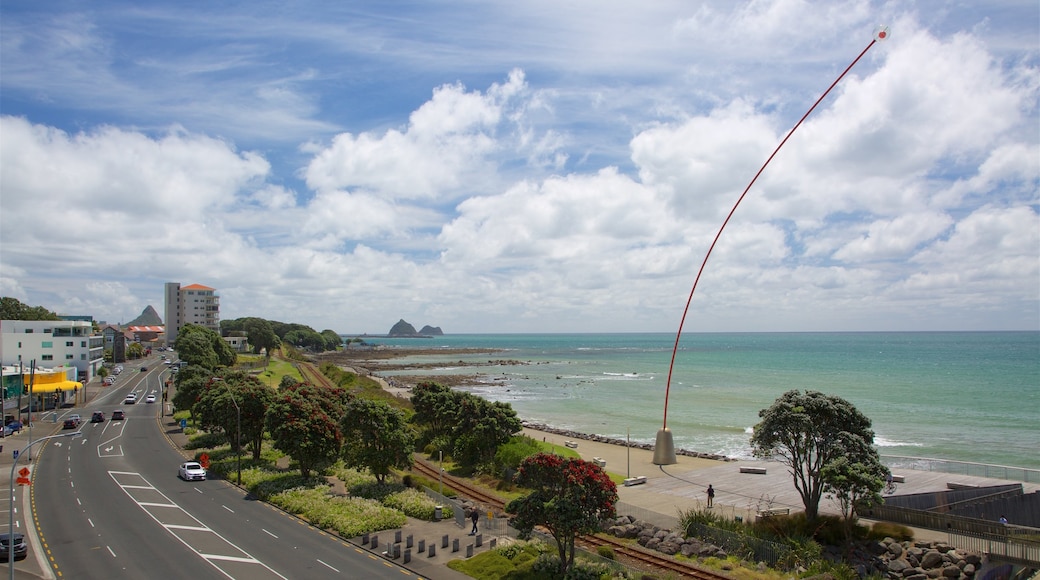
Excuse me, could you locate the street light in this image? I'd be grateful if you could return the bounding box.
[9,431,83,579]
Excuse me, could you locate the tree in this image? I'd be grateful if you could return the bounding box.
[820,437,887,539]
[0,297,60,320]
[452,397,522,472]
[175,324,236,369]
[171,365,212,419]
[193,372,274,460]
[507,453,617,575]
[126,342,145,360]
[340,399,415,483]
[265,383,343,478]
[750,390,877,521]
[320,329,342,351]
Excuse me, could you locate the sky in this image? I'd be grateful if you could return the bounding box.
[1,1,1037,334]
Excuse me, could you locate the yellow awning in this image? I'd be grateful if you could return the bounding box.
[22,377,82,392]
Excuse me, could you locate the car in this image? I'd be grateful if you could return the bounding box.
[103,377,115,385]
[2,422,22,436]
[124,393,137,404]
[163,359,172,365]
[0,533,27,561]
[178,462,206,481]
[68,414,82,425]
[145,394,156,404]
[140,366,147,372]
[91,411,105,423]
[111,410,125,421]
[62,419,77,429]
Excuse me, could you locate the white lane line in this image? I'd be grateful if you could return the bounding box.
[222,505,234,513]
[107,546,116,557]
[317,559,339,572]
[262,529,278,538]
[108,471,288,579]
[88,519,95,528]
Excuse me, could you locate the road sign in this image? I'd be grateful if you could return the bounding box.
[199,453,210,469]
[16,466,31,486]
[12,450,18,460]
[180,419,187,429]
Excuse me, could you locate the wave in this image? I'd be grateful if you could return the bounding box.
[874,435,923,448]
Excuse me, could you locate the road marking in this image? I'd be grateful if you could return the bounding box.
[108,471,287,579]
[222,505,234,513]
[317,559,339,572]
[88,518,94,528]
[262,529,278,538]
[107,546,116,557]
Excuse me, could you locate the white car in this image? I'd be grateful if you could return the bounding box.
[178,462,206,481]
[145,394,156,404]
[124,393,137,405]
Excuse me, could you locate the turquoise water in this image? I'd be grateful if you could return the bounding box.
[361,332,1040,469]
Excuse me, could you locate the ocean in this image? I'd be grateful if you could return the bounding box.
[359,332,1040,470]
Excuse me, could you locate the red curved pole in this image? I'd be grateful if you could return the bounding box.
[661,36,882,428]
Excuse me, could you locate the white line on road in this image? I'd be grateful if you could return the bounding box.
[107,546,116,557]
[317,559,340,572]
[88,518,94,528]
[262,529,278,538]
[222,505,234,513]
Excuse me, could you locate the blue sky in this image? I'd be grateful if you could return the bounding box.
[1,1,1037,333]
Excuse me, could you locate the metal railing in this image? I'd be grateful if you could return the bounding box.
[881,456,1040,484]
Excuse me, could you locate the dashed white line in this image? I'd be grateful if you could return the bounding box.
[107,546,116,557]
[317,559,339,572]
[262,529,278,538]
[88,518,94,528]
[222,505,234,513]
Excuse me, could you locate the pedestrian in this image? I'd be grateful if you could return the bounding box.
[999,515,1008,525]
[706,484,715,508]
[469,508,479,535]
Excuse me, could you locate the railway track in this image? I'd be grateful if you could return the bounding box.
[410,457,731,579]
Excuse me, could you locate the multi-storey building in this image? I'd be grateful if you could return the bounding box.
[0,319,103,413]
[163,283,220,346]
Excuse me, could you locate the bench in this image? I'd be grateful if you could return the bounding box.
[739,466,768,475]
[756,508,790,518]
[890,474,905,483]
[947,482,979,490]
[564,441,579,449]
[623,476,647,487]
[592,457,606,468]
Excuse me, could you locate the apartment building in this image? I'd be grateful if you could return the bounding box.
[163,282,220,346]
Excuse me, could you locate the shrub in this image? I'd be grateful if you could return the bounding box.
[868,521,914,542]
[596,545,616,560]
[382,488,441,520]
[270,487,406,537]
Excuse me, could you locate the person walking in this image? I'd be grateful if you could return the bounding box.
[469,508,479,535]
[706,484,715,508]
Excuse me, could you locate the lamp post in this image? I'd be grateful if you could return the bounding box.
[222,382,242,485]
[9,431,83,579]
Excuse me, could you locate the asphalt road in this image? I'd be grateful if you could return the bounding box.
[31,358,420,579]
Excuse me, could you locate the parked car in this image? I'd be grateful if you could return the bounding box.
[145,394,156,404]
[0,533,27,561]
[111,410,125,421]
[178,462,206,481]
[140,366,147,372]
[91,411,105,423]
[2,422,22,436]
[103,377,115,386]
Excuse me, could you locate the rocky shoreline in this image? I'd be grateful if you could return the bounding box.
[522,421,734,462]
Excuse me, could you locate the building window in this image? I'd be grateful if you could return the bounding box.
[24,329,33,333]
[81,341,87,347]
[66,341,74,347]
[42,341,53,348]
[41,355,53,361]
[66,354,74,360]
[43,329,51,333]
[81,354,87,360]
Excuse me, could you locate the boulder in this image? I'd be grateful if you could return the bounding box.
[921,551,945,569]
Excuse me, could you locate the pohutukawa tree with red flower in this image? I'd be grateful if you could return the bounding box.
[507,453,618,575]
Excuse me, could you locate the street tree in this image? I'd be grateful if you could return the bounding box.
[193,372,274,460]
[750,390,877,521]
[340,399,415,483]
[265,383,343,478]
[507,453,617,576]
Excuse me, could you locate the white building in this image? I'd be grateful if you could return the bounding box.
[0,319,104,384]
[164,282,220,346]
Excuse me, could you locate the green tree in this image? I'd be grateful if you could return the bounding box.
[820,437,887,538]
[126,342,145,360]
[453,396,522,472]
[265,383,343,478]
[171,365,212,419]
[0,297,60,320]
[194,372,275,460]
[507,453,617,576]
[340,399,414,483]
[750,390,877,521]
[245,318,280,355]
[411,382,458,446]
[320,329,342,351]
[175,324,236,369]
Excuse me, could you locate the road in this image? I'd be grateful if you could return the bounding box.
[30,357,420,579]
